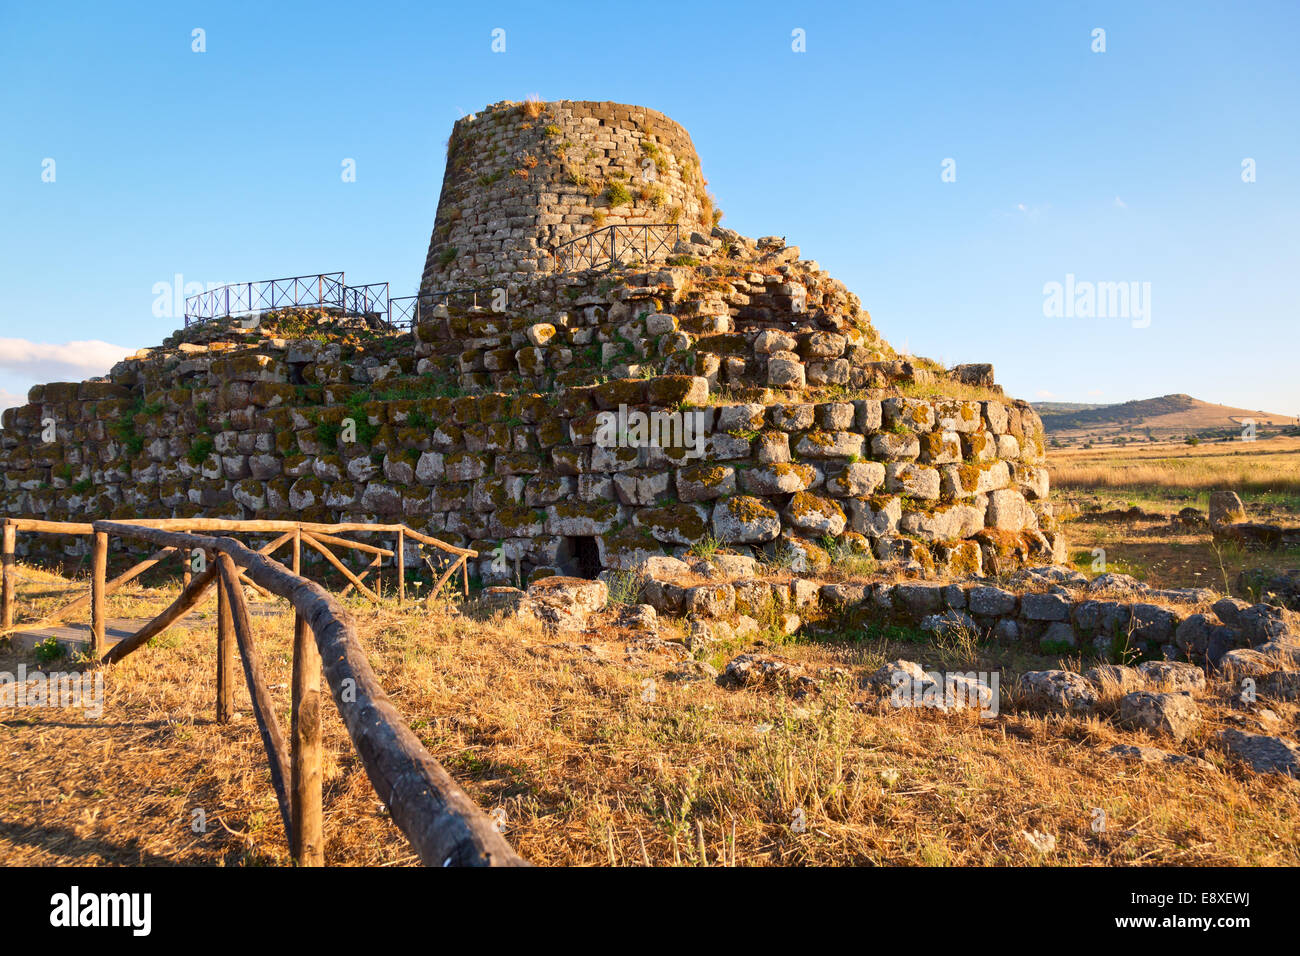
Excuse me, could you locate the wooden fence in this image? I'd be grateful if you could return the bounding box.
[0,516,524,867]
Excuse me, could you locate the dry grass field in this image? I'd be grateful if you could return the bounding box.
[1052,436,1300,591]
[1051,436,1300,510]
[1,566,1297,867]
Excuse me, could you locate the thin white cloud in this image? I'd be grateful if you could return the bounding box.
[0,338,136,382]
[1036,389,1055,399]
[1113,196,1127,210]
[0,389,26,414]
[1004,201,1048,220]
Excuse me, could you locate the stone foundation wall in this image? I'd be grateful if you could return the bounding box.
[0,313,1056,580]
[631,557,1295,664]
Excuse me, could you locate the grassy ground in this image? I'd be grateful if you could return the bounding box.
[1052,435,1300,512]
[1,566,1296,867]
[1053,436,1300,592]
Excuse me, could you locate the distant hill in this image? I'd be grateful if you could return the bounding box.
[1033,401,1108,416]
[1035,393,1296,439]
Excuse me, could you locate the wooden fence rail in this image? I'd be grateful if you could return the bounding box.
[0,517,472,639]
[0,516,517,867]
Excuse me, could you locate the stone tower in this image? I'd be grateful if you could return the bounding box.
[420,100,712,289]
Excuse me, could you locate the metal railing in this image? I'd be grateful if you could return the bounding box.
[553,223,680,272]
[386,286,496,329]
[342,281,390,317]
[184,272,390,327]
[181,230,677,332]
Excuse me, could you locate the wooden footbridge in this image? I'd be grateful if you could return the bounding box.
[0,516,526,867]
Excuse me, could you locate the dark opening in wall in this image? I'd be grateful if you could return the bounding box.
[570,536,602,579]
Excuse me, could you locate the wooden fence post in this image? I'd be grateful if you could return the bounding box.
[90,531,108,657]
[1,522,15,630]
[215,551,234,723]
[215,554,293,843]
[396,529,405,607]
[291,528,324,865]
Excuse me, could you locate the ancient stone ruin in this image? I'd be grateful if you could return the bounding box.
[0,99,1063,586]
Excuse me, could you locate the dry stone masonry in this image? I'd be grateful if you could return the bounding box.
[1,100,1061,584]
[423,100,710,285]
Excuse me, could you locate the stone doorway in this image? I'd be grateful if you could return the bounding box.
[569,536,602,579]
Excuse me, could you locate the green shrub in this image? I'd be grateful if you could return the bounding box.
[187,436,214,466]
[605,571,645,608]
[34,637,66,665]
[315,420,342,447]
[605,182,632,207]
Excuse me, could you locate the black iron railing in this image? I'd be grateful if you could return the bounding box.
[553,223,679,272]
[184,273,392,327]
[180,230,668,332]
[386,287,497,329]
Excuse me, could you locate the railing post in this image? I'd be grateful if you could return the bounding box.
[290,528,323,865]
[396,529,405,607]
[1,521,15,630]
[91,531,108,657]
[215,551,234,723]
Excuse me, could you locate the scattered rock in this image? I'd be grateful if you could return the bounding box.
[718,653,807,691]
[1208,490,1247,530]
[993,618,1020,642]
[1105,743,1212,770]
[1218,647,1279,680]
[474,586,527,615]
[1258,670,1300,702]
[1084,664,1145,696]
[1136,660,1207,694]
[685,619,715,651]
[1175,613,1240,663]
[519,576,608,632]
[1016,565,1087,589]
[1118,691,1200,742]
[615,602,658,633]
[665,659,718,683]
[1020,670,1099,715]
[707,553,760,578]
[1216,729,1300,776]
[635,555,692,581]
[1087,572,1148,594]
[864,659,928,691]
[1237,603,1292,646]
[1238,568,1300,611]
[1211,596,1252,627]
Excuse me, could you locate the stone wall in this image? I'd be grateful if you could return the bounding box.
[1,104,1063,586]
[421,100,709,287]
[631,556,1295,666]
[0,302,1057,581]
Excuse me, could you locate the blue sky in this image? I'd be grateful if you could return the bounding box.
[1,0,1297,414]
